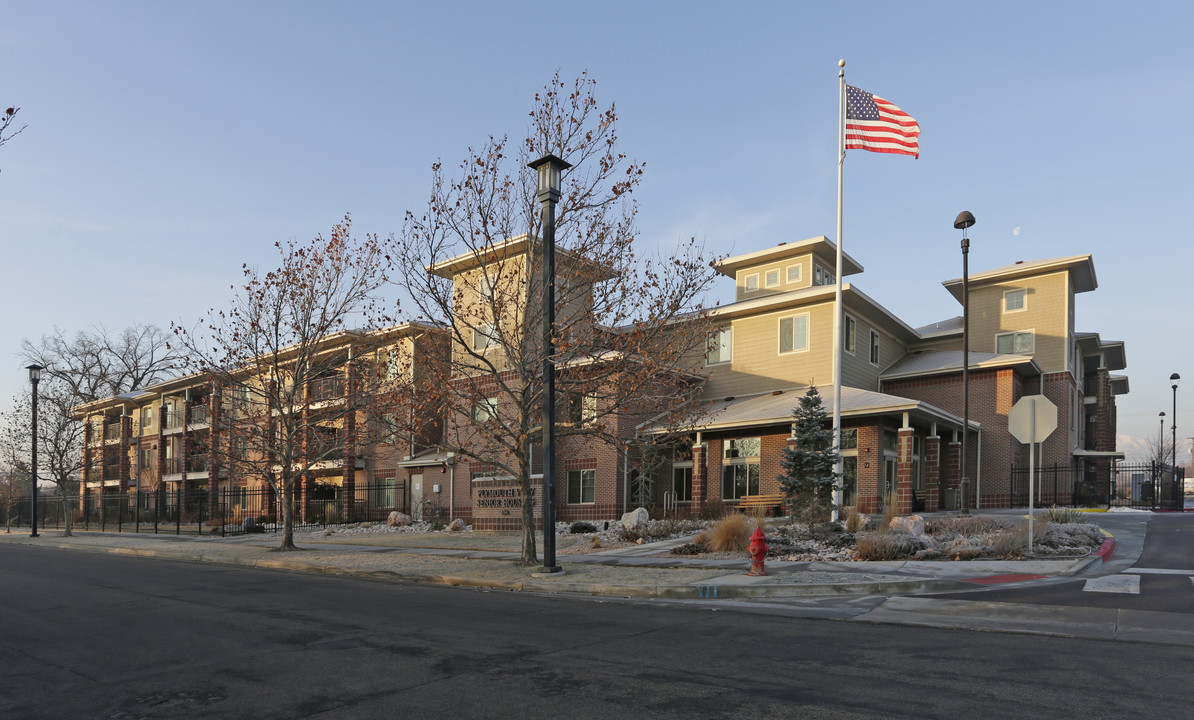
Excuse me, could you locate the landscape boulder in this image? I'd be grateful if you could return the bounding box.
[388,511,412,527]
[447,518,467,532]
[620,507,649,530]
[888,514,926,536]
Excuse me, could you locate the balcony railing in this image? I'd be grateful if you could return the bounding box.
[190,405,212,426]
[186,456,210,474]
[103,463,122,481]
[163,410,184,431]
[104,424,124,441]
[310,376,345,402]
[164,457,183,475]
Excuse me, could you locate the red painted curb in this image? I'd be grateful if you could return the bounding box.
[1095,537,1116,563]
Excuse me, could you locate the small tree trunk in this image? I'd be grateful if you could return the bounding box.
[62,491,74,537]
[279,476,297,551]
[520,474,537,565]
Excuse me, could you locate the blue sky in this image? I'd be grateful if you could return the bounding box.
[2,1,1191,460]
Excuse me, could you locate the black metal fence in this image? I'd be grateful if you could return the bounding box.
[1010,461,1185,510]
[0,482,407,537]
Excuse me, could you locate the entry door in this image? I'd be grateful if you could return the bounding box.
[883,459,897,504]
[411,473,424,522]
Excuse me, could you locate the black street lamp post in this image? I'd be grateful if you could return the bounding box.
[1171,373,1181,480]
[26,364,43,537]
[954,211,975,514]
[528,153,570,574]
[1160,411,1167,509]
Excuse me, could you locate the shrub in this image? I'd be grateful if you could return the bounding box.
[1041,506,1090,524]
[705,513,752,552]
[843,506,863,534]
[925,515,1008,537]
[855,531,928,561]
[256,515,272,525]
[569,521,598,534]
[882,492,898,527]
[670,542,706,555]
[699,498,728,521]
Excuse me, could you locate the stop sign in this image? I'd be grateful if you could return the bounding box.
[1008,394,1057,444]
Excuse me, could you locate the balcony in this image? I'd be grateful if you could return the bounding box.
[102,463,123,481]
[190,405,212,426]
[163,410,184,432]
[186,456,211,474]
[103,423,125,442]
[310,376,346,403]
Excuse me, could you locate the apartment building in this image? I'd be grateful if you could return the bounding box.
[73,235,1127,527]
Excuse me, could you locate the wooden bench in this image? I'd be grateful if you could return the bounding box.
[738,492,786,516]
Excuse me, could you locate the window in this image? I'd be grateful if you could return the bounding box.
[840,428,858,450]
[869,330,881,365]
[478,275,495,305]
[672,466,693,502]
[140,406,154,435]
[473,324,496,351]
[372,481,397,508]
[706,327,732,365]
[843,314,856,354]
[567,469,595,504]
[1003,288,1026,313]
[779,314,809,354]
[996,331,1035,354]
[814,264,835,286]
[722,437,761,500]
[473,397,498,423]
[786,264,802,283]
[567,394,598,426]
[744,273,759,292]
[379,413,399,444]
[385,350,404,379]
[765,269,780,288]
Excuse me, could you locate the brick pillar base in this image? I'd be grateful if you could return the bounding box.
[897,428,914,515]
[924,436,941,512]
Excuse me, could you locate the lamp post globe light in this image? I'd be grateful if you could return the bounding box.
[954,211,975,515]
[26,364,43,537]
[527,153,570,574]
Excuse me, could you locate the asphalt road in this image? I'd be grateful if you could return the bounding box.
[1,544,1191,719]
[932,513,1194,613]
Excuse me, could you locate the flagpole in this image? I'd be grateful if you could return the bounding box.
[832,59,845,519]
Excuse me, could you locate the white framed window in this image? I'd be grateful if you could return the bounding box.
[706,326,732,365]
[765,269,780,288]
[996,331,1035,354]
[814,264,835,286]
[473,324,496,351]
[473,397,498,423]
[786,264,802,283]
[478,275,495,305]
[568,394,598,426]
[1003,288,1026,313]
[779,313,809,354]
[869,329,881,366]
[385,349,404,379]
[567,468,595,504]
[744,273,760,292]
[843,314,856,354]
[379,413,399,444]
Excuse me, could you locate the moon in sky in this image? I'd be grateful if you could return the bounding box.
[1012,226,1021,236]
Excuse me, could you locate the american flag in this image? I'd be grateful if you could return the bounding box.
[845,85,920,158]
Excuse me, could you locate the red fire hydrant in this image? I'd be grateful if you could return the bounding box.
[746,527,770,576]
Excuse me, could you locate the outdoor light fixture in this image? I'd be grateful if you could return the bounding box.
[954,211,975,515]
[26,363,43,537]
[527,153,570,574]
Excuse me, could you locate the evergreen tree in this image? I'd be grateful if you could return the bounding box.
[778,385,840,533]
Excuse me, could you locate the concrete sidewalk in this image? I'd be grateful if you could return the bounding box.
[0,510,1129,601]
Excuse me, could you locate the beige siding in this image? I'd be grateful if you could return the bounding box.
[733,253,836,301]
[702,299,836,398]
[969,270,1069,372]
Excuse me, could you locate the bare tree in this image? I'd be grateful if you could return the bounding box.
[172,216,397,550]
[0,106,26,172]
[0,395,33,531]
[21,324,184,404]
[391,72,718,565]
[0,380,85,536]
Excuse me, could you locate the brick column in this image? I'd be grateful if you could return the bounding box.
[896,428,914,515]
[924,435,941,513]
[119,414,131,492]
[690,442,706,508]
[341,365,356,521]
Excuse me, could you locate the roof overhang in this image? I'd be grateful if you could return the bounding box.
[942,254,1097,303]
[1073,449,1126,460]
[713,236,864,278]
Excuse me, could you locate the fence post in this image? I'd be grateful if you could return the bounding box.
[176,484,181,536]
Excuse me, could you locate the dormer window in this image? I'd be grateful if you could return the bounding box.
[744,273,759,292]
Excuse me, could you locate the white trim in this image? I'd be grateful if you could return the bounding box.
[843,313,857,355]
[995,329,1035,354]
[1003,287,1027,314]
[705,326,733,366]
